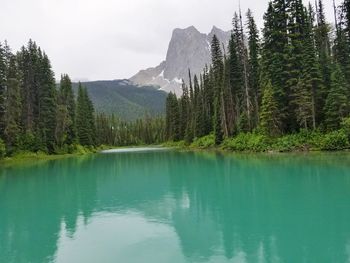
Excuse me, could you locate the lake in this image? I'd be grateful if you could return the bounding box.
[1,149,350,263]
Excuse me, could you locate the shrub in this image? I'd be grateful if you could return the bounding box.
[272,130,323,152]
[341,117,350,140]
[163,140,186,148]
[0,139,5,158]
[320,130,349,151]
[19,132,42,152]
[222,133,270,152]
[191,134,215,149]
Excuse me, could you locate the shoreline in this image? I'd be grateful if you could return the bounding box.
[2,143,350,167]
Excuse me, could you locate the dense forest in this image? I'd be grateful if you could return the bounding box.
[165,0,350,151]
[2,0,350,158]
[0,41,164,158]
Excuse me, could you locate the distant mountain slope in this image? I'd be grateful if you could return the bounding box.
[130,26,231,95]
[72,80,167,120]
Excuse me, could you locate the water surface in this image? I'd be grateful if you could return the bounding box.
[1,150,350,263]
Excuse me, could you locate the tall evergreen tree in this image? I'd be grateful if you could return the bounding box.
[4,55,21,152]
[0,43,6,139]
[57,74,76,145]
[259,81,281,136]
[76,84,95,146]
[37,52,57,152]
[165,92,181,141]
[246,9,261,128]
[211,35,224,144]
[315,0,332,115]
[324,64,349,130]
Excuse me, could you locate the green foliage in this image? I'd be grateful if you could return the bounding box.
[320,130,349,150]
[0,138,5,158]
[76,84,95,146]
[162,140,186,148]
[341,117,350,139]
[96,113,165,146]
[18,132,41,153]
[324,64,349,130]
[259,81,281,136]
[57,74,76,146]
[272,130,322,152]
[0,42,8,139]
[191,134,215,149]
[165,92,181,141]
[222,133,270,152]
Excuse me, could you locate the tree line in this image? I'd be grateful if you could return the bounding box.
[165,0,350,145]
[0,40,164,157]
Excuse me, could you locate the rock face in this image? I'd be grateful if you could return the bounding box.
[130,26,231,95]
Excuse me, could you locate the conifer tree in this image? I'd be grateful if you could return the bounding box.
[193,75,205,138]
[37,52,57,152]
[4,55,21,152]
[261,1,289,132]
[0,43,6,139]
[315,0,332,118]
[302,5,323,129]
[222,52,235,136]
[165,92,180,141]
[211,35,224,144]
[85,88,96,146]
[228,29,243,131]
[259,81,281,136]
[179,81,191,142]
[60,74,76,144]
[76,84,95,146]
[324,64,349,130]
[246,9,261,128]
[56,74,76,147]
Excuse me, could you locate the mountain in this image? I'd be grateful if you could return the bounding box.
[130,26,231,95]
[72,80,167,120]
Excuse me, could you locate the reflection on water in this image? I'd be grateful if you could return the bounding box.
[1,151,350,262]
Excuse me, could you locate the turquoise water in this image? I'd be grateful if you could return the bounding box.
[1,150,350,263]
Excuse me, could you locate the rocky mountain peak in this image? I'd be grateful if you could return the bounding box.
[130,26,231,95]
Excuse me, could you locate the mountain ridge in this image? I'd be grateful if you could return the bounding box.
[72,79,167,120]
[130,25,231,95]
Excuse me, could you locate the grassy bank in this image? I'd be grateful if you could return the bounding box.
[164,129,350,153]
[0,144,112,166]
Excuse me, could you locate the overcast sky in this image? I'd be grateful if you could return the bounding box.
[1,0,336,81]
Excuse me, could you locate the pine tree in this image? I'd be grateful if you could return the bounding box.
[0,43,6,140]
[246,9,261,128]
[76,84,95,146]
[57,74,76,145]
[222,53,235,136]
[324,64,349,130]
[302,5,323,129]
[238,10,253,131]
[179,80,191,142]
[85,88,96,146]
[193,75,205,138]
[315,0,332,119]
[259,81,281,136]
[261,0,289,132]
[4,55,21,153]
[211,35,224,144]
[165,92,180,141]
[17,40,40,136]
[37,52,57,152]
[228,28,242,132]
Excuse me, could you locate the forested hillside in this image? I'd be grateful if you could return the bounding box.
[0,41,165,158]
[72,80,167,121]
[165,0,350,151]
